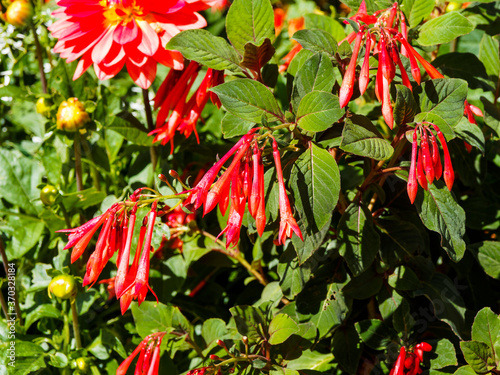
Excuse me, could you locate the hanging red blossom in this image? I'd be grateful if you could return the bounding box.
[49,0,217,89]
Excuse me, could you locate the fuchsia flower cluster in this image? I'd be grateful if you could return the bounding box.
[183,130,303,248]
[117,332,166,375]
[390,343,432,375]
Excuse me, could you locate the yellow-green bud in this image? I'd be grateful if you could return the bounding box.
[40,185,59,206]
[48,274,78,300]
[36,97,52,117]
[56,98,90,132]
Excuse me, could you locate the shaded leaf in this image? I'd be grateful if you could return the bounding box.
[240,39,276,72]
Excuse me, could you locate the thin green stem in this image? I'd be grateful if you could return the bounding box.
[74,133,84,192]
[142,88,158,179]
[30,23,47,94]
[199,230,268,286]
[80,136,101,191]
[70,301,83,349]
[0,290,9,320]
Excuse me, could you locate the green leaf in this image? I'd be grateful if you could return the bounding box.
[401,0,435,28]
[393,299,415,333]
[0,149,43,215]
[453,366,477,375]
[355,319,397,350]
[394,85,418,128]
[309,273,351,338]
[415,182,466,262]
[210,79,283,122]
[416,273,467,338]
[107,115,153,147]
[338,202,380,276]
[416,78,468,132]
[229,305,267,343]
[304,13,346,43]
[481,97,500,136]
[48,352,68,368]
[453,117,485,153]
[287,49,315,77]
[226,0,275,54]
[340,115,394,160]
[332,327,362,374]
[25,304,62,331]
[290,143,340,233]
[240,39,275,72]
[166,29,241,72]
[479,34,500,77]
[277,247,313,299]
[292,53,336,110]
[8,355,46,375]
[292,29,338,57]
[471,241,500,279]
[296,91,343,132]
[377,287,403,321]
[202,318,228,346]
[286,349,334,371]
[460,341,492,373]
[471,307,500,351]
[268,314,299,345]
[221,112,255,139]
[418,12,475,46]
[132,301,190,338]
[378,217,427,264]
[430,339,458,369]
[6,216,44,260]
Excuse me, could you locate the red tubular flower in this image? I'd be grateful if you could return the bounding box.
[272,139,303,245]
[407,130,418,204]
[359,33,374,95]
[49,0,216,89]
[339,28,366,108]
[248,146,262,218]
[390,343,432,375]
[117,333,166,375]
[420,129,434,183]
[279,16,305,73]
[430,131,443,180]
[115,205,138,297]
[98,277,116,300]
[432,124,454,191]
[345,0,378,25]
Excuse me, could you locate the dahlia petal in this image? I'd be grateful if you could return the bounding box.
[91,27,116,64]
[154,48,184,70]
[126,58,157,89]
[136,20,160,56]
[114,20,139,45]
[73,52,93,80]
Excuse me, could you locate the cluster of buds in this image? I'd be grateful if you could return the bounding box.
[183,130,302,248]
[117,332,166,375]
[58,188,162,314]
[390,343,432,375]
[150,61,224,152]
[339,1,482,130]
[407,122,453,203]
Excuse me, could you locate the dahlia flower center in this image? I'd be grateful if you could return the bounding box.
[101,0,146,26]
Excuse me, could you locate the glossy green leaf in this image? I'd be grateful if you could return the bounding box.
[454,366,477,375]
[460,341,492,373]
[430,339,458,369]
[277,247,313,298]
[166,29,241,72]
[304,13,346,42]
[286,349,335,371]
[107,115,153,147]
[268,314,299,345]
[394,85,418,128]
[132,301,190,338]
[472,241,500,279]
[297,91,343,132]
[292,29,338,57]
[6,216,44,260]
[229,305,267,343]
[338,202,380,276]
[471,307,500,349]
[221,112,255,139]
[226,0,274,54]
[418,12,475,46]
[355,319,397,350]
[340,115,394,161]
[201,318,228,346]
[416,273,467,338]
[290,143,340,234]
[292,53,336,110]
[210,79,283,122]
[25,304,62,331]
[453,117,485,154]
[415,182,466,262]
[401,0,435,28]
[416,78,468,132]
[332,327,362,374]
[479,34,500,77]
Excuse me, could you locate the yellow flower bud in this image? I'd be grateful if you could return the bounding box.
[48,274,78,300]
[36,97,52,117]
[5,0,32,28]
[56,98,90,132]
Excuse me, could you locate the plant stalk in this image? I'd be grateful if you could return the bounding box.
[31,23,47,94]
[74,132,84,192]
[70,301,83,349]
[142,88,158,177]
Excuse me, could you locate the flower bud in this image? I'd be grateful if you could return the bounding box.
[5,0,32,28]
[36,97,52,117]
[40,185,59,206]
[56,98,90,132]
[75,357,89,373]
[48,274,78,300]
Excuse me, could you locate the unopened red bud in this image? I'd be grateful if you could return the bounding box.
[418,342,432,351]
[209,354,220,361]
[242,336,248,345]
[216,339,225,347]
[56,98,90,132]
[404,356,413,369]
